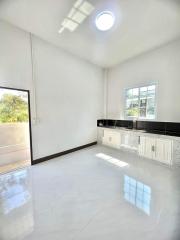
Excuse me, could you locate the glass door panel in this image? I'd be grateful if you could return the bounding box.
[0,88,31,174]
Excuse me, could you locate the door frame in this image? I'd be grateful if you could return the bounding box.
[0,86,33,165]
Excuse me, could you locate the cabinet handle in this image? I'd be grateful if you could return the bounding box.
[138,136,141,145]
[152,145,155,152]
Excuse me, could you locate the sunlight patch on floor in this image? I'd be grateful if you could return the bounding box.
[96,153,129,168]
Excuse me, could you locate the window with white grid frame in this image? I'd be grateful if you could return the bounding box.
[125,85,156,120]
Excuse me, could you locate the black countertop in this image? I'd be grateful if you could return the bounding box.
[97,119,180,138]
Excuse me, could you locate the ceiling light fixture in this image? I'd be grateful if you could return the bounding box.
[95,11,115,31]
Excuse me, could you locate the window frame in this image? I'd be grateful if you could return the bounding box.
[124,83,157,120]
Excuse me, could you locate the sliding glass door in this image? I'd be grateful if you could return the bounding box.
[0,87,32,174]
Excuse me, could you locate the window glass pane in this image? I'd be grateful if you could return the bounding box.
[126,99,131,108]
[147,97,155,107]
[147,108,155,119]
[147,97,155,119]
[125,88,139,118]
[140,87,147,92]
[126,88,139,98]
[140,108,146,118]
[148,85,155,91]
[147,86,155,98]
[140,87,147,97]
[131,99,139,107]
[126,108,139,117]
[140,99,147,108]
[132,88,139,97]
[126,89,133,98]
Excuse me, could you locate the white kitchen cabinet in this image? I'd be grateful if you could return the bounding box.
[138,136,146,156]
[102,129,121,149]
[155,138,172,164]
[144,137,156,159]
[98,127,175,166]
[97,127,104,144]
[120,131,138,151]
[138,136,172,165]
[173,140,180,166]
[138,136,155,159]
[154,139,164,162]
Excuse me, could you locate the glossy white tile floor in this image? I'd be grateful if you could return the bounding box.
[1,145,180,240]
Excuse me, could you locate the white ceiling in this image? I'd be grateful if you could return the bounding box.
[0,0,180,68]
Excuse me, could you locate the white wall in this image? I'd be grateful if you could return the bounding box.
[0,21,32,90]
[107,39,180,122]
[32,37,104,159]
[0,21,104,160]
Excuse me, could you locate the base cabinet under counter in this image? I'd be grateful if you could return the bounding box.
[138,136,173,165]
[98,127,179,167]
[98,127,138,151]
[102,129,121,149]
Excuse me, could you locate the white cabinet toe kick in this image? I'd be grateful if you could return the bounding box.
[97,127,180,167]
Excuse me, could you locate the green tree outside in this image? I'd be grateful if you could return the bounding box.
[0,94,28,123]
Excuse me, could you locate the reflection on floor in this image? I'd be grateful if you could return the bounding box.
[0,169,34,239]
[0,145,180,240]
[124,175,151,215]
[0,160,30,175]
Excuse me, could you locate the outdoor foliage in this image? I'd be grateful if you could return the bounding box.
[0,94,28,123]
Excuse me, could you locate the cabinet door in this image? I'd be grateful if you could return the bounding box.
[155,139,172,164]
[111,132,121,148]
[102,130,121,149]
[138,136,172,165]
[154,139,164,162]
[103,130,114,145]
[121,131,138,151]
[138,136,156,159]
[164,140,172,164]
[138,136,146,156]
[144,137,156,159]
[97,128,104,144]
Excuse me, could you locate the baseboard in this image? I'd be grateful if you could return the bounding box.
[32,141,97,165]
